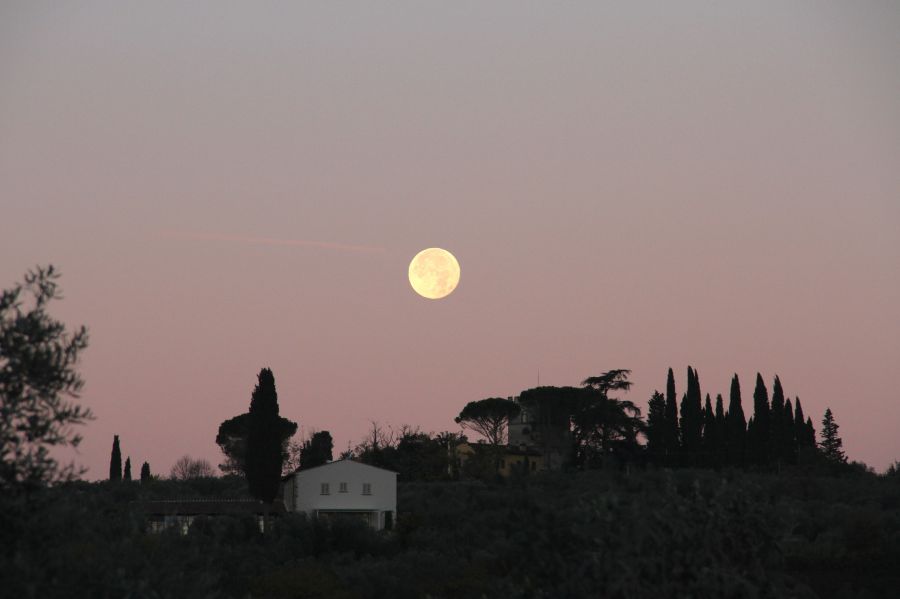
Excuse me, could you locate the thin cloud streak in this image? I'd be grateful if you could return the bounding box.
[159,230,387,254]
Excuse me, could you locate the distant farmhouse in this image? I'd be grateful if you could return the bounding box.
[140,460,397,534]
[282,460,398,531]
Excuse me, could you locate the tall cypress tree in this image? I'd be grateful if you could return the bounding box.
[246,368,291,503]
[701,393,716,466]
[794,397,808,447]
[770,376,786,467]
[646,391,667,464]
[140,462,151,483]
[748,374,770,468]
[805,417,816,449]
[664,368,680,464]
[725,374,746,467]
[783,399,798,465]
[680,367,703,464]
[819,408,846,464]
[714,393,726,467]
[123,457,132,481]
[109,435,122,482]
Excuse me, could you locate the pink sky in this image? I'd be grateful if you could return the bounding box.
[2,2,898,476]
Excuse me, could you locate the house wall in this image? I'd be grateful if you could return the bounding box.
[508,397,571,470]
[508,406,535,446]
[498,452,547,477]
[283,477,294,510]
[288,460,397,526]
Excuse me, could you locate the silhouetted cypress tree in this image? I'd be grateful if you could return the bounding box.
[819,408,846,464]
[701,394,716,467]
[794,397,808,447]
[725,375,746,467]
[748,374,770,468]
[246,368,288,503]
[646,391,667,464]
[680,367,703,465]
[664,368,680,464]
[806,416,816,448]
[109,435,122,482]
[714,393,726,467]
[123,457,132,481]
[770,376,786,467]
[783,399,798,465]
[140,462,151,483]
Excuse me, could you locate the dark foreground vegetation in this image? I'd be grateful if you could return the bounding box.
[3,468,899,599]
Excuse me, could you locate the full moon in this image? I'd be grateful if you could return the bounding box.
[408,248,460,300]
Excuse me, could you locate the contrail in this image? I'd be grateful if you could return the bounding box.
[159,230,387,254]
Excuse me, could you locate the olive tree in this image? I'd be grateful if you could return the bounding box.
[0,266,91,493]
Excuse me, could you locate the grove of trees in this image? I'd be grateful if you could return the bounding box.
[643,367,830,473]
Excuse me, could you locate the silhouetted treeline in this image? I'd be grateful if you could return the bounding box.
[343,423,464,482]
[644,367,842,473]
[340,368,854,481]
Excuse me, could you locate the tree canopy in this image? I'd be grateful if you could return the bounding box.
[819,408,846,465]
[454,397,520,446]
[573,370,643,467]
[216,368,297,479]
[0,266,92,493]
[299,431,333,471]
[170,455,215,480]
[244,368,297,502]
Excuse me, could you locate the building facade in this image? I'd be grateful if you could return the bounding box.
[140,499,284,534]
[282,460,397,531]
[508,394,571,470]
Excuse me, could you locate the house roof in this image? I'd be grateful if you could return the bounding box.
[134,499,286,516]
[283,459,399,479]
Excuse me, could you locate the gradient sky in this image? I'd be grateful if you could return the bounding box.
[2,2,898,477]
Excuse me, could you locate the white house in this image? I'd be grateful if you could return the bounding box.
[282,460,397,531]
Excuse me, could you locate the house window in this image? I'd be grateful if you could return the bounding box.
[362,483,372,495]
[320,482,330,495]
[339,482,348,493]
